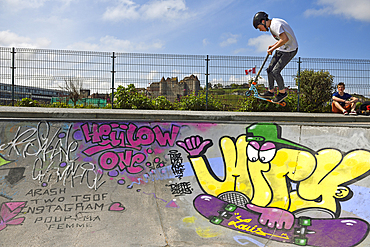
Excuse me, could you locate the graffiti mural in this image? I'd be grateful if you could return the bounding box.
[0,120,369,246]
[177,123,370,246]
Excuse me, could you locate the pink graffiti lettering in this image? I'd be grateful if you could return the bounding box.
[127,125,156,147]
[83,145,113,156]
[153,125,180,147]
[99,151,145,174]
[81,123,181,155]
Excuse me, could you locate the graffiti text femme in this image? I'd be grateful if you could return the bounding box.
[80,123,181,173]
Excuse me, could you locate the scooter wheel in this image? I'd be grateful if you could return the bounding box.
[281,101,287,107]
[245,91,251,97]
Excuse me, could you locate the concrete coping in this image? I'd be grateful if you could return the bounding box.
[0,106,369,127]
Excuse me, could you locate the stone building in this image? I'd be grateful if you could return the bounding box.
[148,75,200,101]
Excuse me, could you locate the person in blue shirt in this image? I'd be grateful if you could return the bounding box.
[332,82,358,115]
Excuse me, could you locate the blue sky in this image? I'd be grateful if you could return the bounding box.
[0,0,369,59]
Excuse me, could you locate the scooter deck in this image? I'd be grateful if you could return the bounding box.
[245,89,287,107]
[260,97,286,107]
[254,93,287,107]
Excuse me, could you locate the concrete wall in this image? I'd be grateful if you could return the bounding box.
[1,109,370,246]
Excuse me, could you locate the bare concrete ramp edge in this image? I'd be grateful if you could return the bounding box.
[1,106,370,124]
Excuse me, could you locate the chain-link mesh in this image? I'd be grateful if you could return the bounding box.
[0,47,369,109]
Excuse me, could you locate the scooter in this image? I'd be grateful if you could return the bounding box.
[245,54,286,107]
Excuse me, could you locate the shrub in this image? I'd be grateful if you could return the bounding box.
[297,70,334,113]
[49,102,71,108]
[177,91,223,111]
[16,98,39,107]
[114,84,154,110]
[154,96,173,110]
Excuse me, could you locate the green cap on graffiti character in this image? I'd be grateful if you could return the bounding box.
[246,123,313,152]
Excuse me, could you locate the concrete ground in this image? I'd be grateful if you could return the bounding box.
[1,106,369,126]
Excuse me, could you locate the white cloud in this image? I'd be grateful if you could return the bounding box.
[228,75,248,84]
[102,0,189,22]
[247,34,276,53]
[233,48,247,55]
[2,0,74,10]
[144,70,160,81]
[0,30,51,48]
[219,33,239,47]
[2,0,48,9]
[304,0,370,22]
[210,78,224,85]
[67,35,164,52]
[141,0,187,19]
[102,0,140,21]
[66,41,100,51]
[202,38,209,46]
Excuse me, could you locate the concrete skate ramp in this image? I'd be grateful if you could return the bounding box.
[1,107,370,247]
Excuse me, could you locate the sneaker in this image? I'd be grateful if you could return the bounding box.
[349,111,357,115]
[272,92,288,103]
[343,110,349,115]
[259,91,274,98]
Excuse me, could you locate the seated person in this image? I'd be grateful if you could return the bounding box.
[332,82,358,115]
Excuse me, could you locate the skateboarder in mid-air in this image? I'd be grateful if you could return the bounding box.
[253,12,298,103]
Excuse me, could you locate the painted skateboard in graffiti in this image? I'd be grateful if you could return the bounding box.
[193,194,369,246]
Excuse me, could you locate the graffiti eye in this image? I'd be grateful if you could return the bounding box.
[247,143,259,162]
[259,148,276,163]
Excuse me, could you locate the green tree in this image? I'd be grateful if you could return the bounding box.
[297,70,334,113]
[114,84,154,109]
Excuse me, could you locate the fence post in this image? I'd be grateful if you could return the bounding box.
[205,55,209,110]
[297,57,301,112]
[11,47,16,106]
[111,52,116,109]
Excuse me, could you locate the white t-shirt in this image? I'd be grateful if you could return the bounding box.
[270,18,298,52]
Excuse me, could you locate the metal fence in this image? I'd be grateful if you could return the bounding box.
[0,47,369,109]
